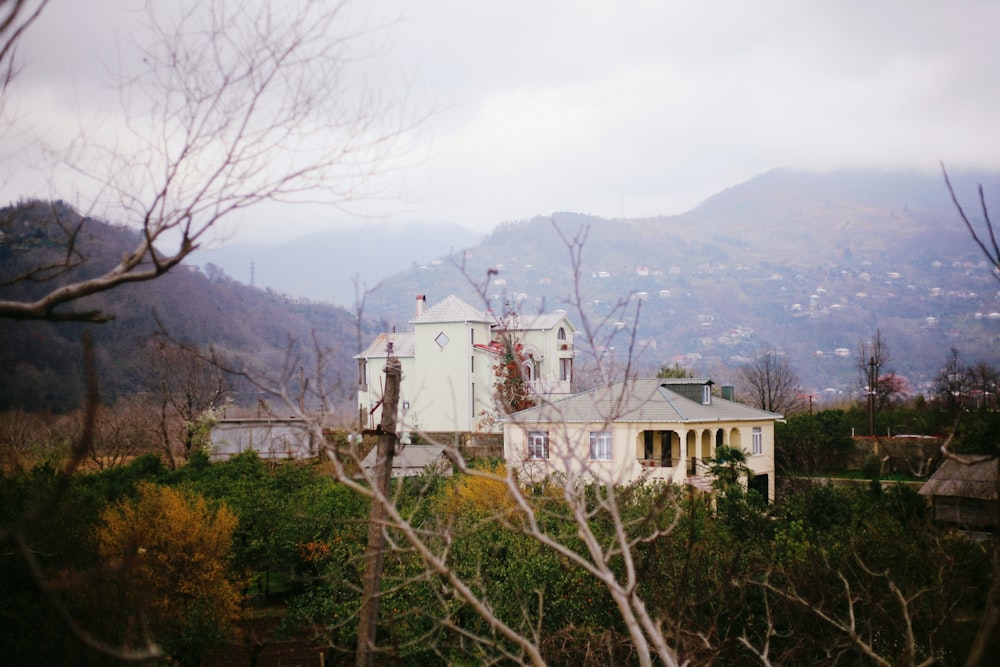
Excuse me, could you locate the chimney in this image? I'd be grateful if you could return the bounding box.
[415,294,427,317]
[721,385,734,401]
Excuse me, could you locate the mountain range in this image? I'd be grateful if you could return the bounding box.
[6,168,1000,413]
[203,168,1000,403]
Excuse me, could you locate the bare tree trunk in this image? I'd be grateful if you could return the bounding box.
[356,355,401,667]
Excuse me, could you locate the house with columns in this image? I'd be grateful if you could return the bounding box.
[502,377,779,501]
[355,294,576,434]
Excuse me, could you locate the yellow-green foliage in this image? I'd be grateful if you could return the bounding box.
[93,482,242,658]
[438,461,521,521]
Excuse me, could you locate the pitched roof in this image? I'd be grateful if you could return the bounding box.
[919,455,998,501]
[411,295,492,324]
[509,378,782,424]
[355,332,415,359]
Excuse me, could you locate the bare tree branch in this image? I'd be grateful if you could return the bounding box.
[0,0,421,322]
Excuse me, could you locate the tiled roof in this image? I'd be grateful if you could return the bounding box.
[509,378,782,424]
[411,295,492,324]
[473,340,506,355]
[355,332,415,359]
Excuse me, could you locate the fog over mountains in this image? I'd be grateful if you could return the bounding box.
[196,168,1000,402]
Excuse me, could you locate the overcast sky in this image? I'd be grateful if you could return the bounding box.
[4,0,1000,242]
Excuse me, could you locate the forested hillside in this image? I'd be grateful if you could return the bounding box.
[0,201,359,412]
[362,169,1000,398]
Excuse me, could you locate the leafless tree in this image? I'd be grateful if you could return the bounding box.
[943,166,1000,667]
[934,347,972,417]
[0,405,57,470]
[0,0,417,323]
[1,0,414,659]
[857,328,895,435]
[0,1,49,94]
[969,360,999,409]
[944,164,1000,280]
[736,345,801,415]
[269,221,693,666]
[85,396,162,470]
[351,273,383,355]
[0,336,163,662]
[222,216,994,666]
[143,339,229,468]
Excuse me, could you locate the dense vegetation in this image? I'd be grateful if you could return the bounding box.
[1,449,992,665]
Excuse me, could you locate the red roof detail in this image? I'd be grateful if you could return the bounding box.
[473,340,506,355]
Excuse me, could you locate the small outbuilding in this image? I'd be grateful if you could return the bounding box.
[360,444,452,478]
[208,418,315,461]
[919,455,999,530]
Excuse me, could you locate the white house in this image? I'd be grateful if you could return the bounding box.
[355,295,576,434]
[503,378,779,501]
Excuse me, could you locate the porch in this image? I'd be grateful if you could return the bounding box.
[635,427,732,475]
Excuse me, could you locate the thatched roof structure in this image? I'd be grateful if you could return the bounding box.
[919,455,998,501]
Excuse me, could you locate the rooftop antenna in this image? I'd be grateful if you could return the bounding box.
[250,259,256,287]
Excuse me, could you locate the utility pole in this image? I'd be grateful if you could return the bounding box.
[867,355,878,437]
[356,348,401,667]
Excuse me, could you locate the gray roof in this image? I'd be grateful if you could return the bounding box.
[355,332,415,359]
[509,378,782,424]
[919,455,998,501]
[411,295,492,324]
[360,444,449,471]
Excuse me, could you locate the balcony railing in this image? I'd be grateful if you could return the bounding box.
[638,457,705,475]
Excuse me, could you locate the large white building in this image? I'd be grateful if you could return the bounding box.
[355,295,576,434]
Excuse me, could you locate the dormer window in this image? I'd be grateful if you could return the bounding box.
[702,384,711,405]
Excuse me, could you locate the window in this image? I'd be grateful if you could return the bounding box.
[527,431,549,459]
[702,384,711,405]
[752,427,762,455]
[435,331,449,348]
[590,431,612,460]
[471,356,475,372]
[557,327,566,341]
[560,357,572,382]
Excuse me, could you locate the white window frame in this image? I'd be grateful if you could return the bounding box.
[527,430,549,460]
[589,430,612,460]
[702,384,711,405]
[752,427,763,455]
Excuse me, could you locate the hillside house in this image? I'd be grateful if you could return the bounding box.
[503,378,779,501]
[356,295,576,434]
